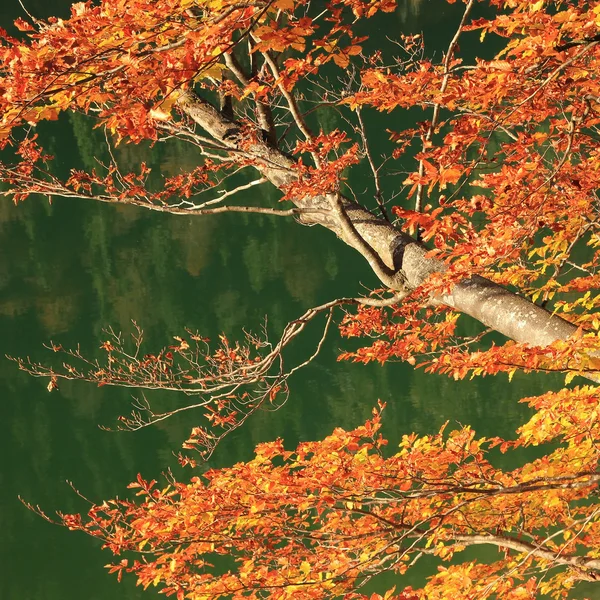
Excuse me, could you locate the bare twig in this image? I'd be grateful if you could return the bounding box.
[356,107,389,221]
[259,49,320,166]
[224,52,276,142]
[9,291,409,457]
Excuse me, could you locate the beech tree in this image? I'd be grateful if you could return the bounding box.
[4,0,600,598]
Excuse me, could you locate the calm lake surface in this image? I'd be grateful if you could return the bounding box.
[0,1,586,598]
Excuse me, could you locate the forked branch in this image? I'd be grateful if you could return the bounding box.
[9,293,409,459]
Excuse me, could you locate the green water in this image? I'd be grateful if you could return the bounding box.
[0,1,585,598]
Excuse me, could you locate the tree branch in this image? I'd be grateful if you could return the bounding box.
[356,107,389,221]
[223,52,276,144]
[259,49,321,167]
[414,0,476,225]
[175,90,591,356]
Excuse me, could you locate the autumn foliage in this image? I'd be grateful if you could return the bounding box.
[34,396,600,600]
[4,0,600,597]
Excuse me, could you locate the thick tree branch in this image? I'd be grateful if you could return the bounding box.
[177,90,584,354]
[453,532,600,573]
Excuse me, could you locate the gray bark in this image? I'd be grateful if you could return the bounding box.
[178,92,579,349]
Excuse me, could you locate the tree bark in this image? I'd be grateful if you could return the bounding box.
[453,533,600,573]
[178,92,579,349]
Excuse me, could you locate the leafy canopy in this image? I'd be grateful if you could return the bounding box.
[3,0,600,598]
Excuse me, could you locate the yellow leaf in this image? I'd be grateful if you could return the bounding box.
[354,447,368,463]
[530,0,544,12]
[149,91,181,121]
[195,62,226,82]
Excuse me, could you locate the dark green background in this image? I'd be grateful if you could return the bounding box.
[0,1,590,598]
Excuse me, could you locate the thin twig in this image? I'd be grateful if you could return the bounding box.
[356,107,389,221]
[414,0,475,232]
[260,49,320,166]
